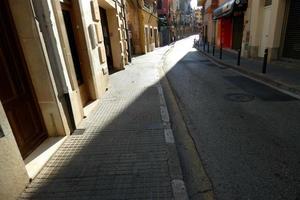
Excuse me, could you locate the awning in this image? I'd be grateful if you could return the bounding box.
[213,0,248,20]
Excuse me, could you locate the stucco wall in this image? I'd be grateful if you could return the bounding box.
[140,8,158,53]
[267,0,286,60]
[0,102,29,200]
[127,0,158,54]
[127,1,142,54]
[242,0,287,60]
[78,0,108,99]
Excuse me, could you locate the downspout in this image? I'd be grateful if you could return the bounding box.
[31,0,76,132]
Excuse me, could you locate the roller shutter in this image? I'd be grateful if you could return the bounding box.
[282,1,300,59]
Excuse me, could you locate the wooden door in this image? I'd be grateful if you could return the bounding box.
[0,1,47,158]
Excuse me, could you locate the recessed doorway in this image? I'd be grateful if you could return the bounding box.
[0,1,47,158]
[61,2,91,106]
[99,7,114,73]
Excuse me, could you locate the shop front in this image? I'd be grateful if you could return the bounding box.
[214,0,247,50]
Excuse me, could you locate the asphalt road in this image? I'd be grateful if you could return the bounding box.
[164,36,300,200]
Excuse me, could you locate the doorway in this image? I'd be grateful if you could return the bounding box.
[61,2,91,106]
[154,28,159,47]
[282,0,300,60]
[0,1,47,158]
[232,15,244,50]
[145,27,150,52]
[99,7,113,72]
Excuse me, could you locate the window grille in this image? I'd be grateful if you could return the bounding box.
[144,0,150,9]
[264,0,272,6]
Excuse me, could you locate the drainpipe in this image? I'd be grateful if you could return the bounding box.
[31,0,76,131]
[121,0,132,62]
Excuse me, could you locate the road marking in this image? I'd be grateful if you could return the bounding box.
[172,179,189,200]
[164,128,175,144]
[160,106,170,122]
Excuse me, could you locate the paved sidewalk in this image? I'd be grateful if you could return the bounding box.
[196,42,300,96]
[20,47,187,200]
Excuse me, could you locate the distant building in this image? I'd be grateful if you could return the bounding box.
[213,0,247,49]
[157,0,173,45]
[126,0,160,55]
[200,0,300,62]
[199,0,218,43]
[157,0,196,45]
[193,8,203,32]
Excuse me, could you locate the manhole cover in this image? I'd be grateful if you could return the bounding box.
[224,93,255,102]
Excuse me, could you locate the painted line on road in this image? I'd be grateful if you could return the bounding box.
[164,128,175,144]
[156,48,189,200]
[172,179,189,200]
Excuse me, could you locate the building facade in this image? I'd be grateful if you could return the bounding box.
[194,8,203,33]
[213,0,247,49]
[201,0,300,62]
[158,0,195,44]
[242,0,300,61]
[157,0,172,45]
[200,0,218,43]
[126,0,160,55]
[0,0,128,199]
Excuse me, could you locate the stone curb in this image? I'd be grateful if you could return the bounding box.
[159,45,215,200]
[156,46,189,200]
[197,48,300,100]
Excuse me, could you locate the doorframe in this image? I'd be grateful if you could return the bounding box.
[99,6,114,72]
[51,0,100,124]
[53,0,97,99]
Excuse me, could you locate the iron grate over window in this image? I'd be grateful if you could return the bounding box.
[264,0,272,6]
[144,0,150,9]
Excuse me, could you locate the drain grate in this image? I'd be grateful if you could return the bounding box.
[224,93,255,102]
[72,129,86,135]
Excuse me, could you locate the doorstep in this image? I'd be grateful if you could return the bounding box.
[83,99,100,117]
[24,136,67,179]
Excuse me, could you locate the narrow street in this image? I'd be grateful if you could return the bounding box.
[19,47,187,200]
[163,36,300,199]
[2,1,300,199]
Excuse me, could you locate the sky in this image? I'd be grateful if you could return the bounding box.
[190,0,200,9]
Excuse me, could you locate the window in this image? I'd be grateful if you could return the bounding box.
[144,0,150,9]
[264,0,272,6]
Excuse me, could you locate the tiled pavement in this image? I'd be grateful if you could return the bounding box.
[19,47,185,200]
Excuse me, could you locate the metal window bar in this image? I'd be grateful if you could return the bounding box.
[264,0,272,7]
